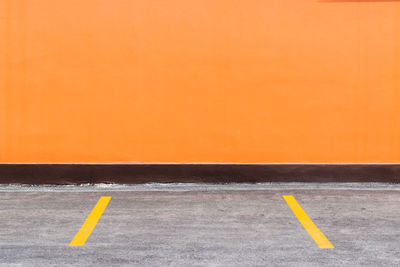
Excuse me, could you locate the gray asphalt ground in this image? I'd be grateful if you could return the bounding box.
[0,183,400,266]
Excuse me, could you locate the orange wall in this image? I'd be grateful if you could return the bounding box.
[1,0,400,163]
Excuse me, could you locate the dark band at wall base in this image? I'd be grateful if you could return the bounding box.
[0,164,399,184]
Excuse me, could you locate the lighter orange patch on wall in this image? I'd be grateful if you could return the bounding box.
[1,0,400,163]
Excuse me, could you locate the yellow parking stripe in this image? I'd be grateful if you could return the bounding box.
[283,195,334,249]
[69,196,111,246]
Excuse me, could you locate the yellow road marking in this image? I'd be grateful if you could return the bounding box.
[69,196,111,246]
[283,195,334,249]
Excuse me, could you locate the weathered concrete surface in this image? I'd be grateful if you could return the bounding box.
[0,183,399,266]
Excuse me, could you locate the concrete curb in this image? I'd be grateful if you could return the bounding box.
[0,164,399,184]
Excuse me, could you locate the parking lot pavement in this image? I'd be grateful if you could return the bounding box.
[0,183,399,266]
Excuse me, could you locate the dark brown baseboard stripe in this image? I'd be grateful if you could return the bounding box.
[0,164,399,184]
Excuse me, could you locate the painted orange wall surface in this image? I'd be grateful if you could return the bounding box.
[1,0,400,163]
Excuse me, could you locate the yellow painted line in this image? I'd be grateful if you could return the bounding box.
[283,195,334,249]
[69,196,111,247]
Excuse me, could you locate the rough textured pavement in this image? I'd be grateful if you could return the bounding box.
[0,183,399,266]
